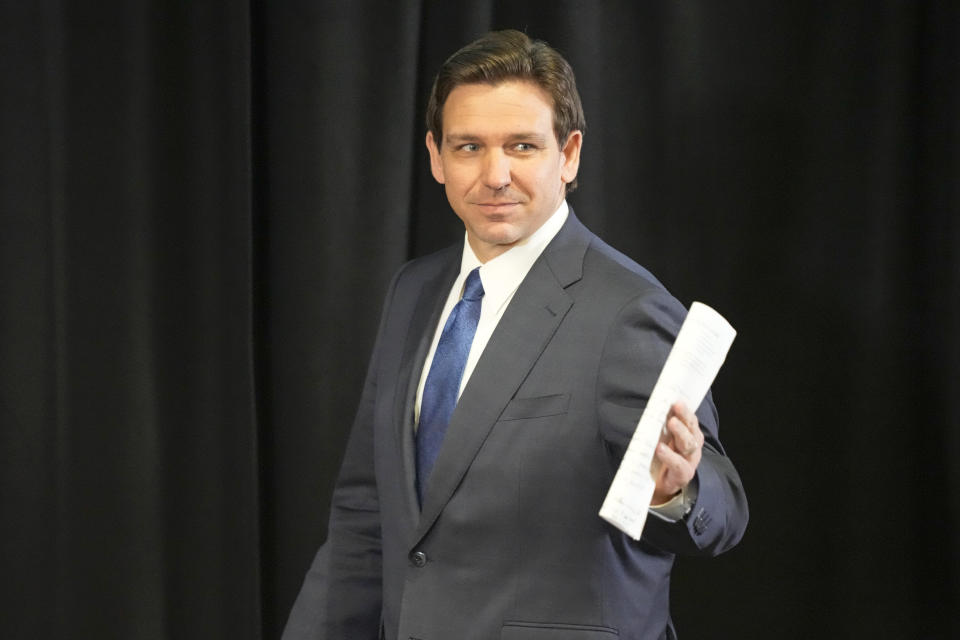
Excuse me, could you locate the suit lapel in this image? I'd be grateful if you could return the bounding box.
[414,212,591,544]
[392,253,460,527]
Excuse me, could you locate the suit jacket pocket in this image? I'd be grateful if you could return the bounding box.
[501,621,619,639]
[500,393,570,421]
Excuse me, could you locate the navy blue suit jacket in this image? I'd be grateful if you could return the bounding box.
[284,211,748,640]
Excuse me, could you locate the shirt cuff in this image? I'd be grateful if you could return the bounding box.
[648,475,699,523]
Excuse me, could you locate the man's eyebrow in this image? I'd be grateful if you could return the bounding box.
[506,132,549,143]
[444,134,478,144]
[444,132,549,144]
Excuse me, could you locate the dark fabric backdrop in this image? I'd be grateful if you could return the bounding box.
[2,1,958,638]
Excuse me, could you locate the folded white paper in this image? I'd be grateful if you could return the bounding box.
[599,302,736,540]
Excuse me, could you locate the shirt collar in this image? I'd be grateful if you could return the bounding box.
[458,200,569,315]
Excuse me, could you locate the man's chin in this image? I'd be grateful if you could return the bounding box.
[467,225,526,259]
[475,225,522,246]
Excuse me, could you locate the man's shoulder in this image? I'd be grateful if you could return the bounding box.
[559,213,670,298]
[583,233,667,292]
[391,243,461,284]
[565,228,690,341]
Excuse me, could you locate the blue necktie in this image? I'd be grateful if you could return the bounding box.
[416,267,485,504]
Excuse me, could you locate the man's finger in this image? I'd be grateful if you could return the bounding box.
[670,401,698,432]
[656,442,692,477]
[666,416,699,458]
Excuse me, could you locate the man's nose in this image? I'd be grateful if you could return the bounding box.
[481,150,511,190]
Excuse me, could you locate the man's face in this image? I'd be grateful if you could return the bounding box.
[426,81,582,263]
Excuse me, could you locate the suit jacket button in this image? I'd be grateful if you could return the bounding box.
[410,551,427,568]
[692,508,710,535]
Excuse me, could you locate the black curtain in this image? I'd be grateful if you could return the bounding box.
[3,1,958,638]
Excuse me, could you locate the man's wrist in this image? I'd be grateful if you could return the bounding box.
[649,476,699,522]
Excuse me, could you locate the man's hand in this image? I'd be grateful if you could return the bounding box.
[650,401,703,505]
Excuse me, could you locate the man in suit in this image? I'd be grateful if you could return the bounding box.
[284,30,748,640]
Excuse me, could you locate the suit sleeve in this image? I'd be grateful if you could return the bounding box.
[596,286,748,557]
[282,266,408,640]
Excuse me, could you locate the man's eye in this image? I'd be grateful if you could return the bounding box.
[459,143,479,152]
[513,143,535,152]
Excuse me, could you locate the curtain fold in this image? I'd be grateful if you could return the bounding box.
[3,2,260,637]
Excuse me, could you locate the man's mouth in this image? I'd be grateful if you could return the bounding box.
[475,201,520,207]
[474,202,520,216]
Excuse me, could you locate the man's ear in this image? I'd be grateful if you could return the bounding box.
[559,130,583,186]
[426,131,445,184]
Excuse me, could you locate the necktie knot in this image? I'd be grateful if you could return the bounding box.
[462,268,484,301]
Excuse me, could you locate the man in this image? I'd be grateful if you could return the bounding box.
[284,30,748,640]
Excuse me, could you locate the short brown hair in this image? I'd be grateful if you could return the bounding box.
[426,30,586,192]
